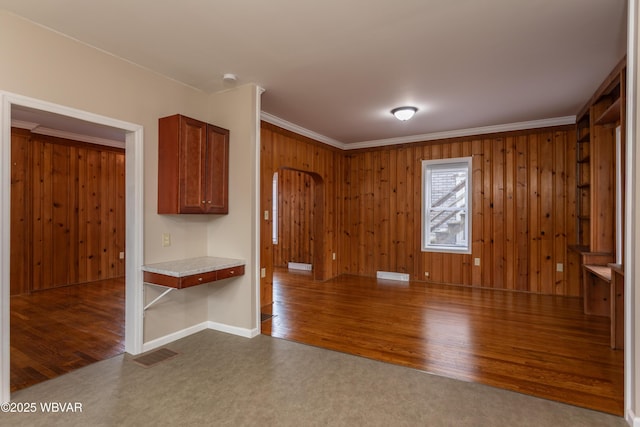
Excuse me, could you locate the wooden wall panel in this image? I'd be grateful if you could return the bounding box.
[10,128,125,295]
[259,131,274,308]
[260,122,343,308]
[342,126,577,296]
[260,122,578,297]
[274,169,314,267]
[10,131,31,296]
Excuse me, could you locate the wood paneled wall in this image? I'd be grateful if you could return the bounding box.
[10,128,125,296]
[274,169,315,267]
[342,128,577,296]
[260,122,579,300]
[260,122,344,307]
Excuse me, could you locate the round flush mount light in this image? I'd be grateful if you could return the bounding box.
[391,106,418,121]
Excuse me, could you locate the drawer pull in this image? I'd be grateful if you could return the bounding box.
[198,277,203,281]
[229,270,234,274]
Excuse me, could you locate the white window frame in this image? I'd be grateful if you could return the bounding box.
[421,157,472,254]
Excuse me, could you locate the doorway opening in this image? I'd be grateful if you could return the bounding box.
[273,169,315,272]
[0,92,144,403]
[261,167,325,330]
[272,168,324,281]
[9,120,126,391]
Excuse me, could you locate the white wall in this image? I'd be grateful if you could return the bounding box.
[206,84,261,333]
[0,11,258,344]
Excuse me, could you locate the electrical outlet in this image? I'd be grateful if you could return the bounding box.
[162,233,171,247]
[261,268,266,278]
[474,258,481,266]
[264,210,269,220]
[556,263,564,272]
[119,251,125,260]
[332,252,336,260]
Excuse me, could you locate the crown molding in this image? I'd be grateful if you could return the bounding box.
[260,112,345,149]
[11,119,125,149]
[259,112,576,151]
[11,119,39,131]
[348,116,577,150]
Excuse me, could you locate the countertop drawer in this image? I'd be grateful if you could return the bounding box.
[216,265,245,280]
[180,271,218,288]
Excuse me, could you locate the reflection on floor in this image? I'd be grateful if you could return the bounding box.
[262,268,624,415]
[10,277,125,391]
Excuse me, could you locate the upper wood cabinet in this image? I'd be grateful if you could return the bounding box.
[158,114,229,214]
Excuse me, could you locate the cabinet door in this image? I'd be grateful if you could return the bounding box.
[179,116,208,213]
[204,124,229,214]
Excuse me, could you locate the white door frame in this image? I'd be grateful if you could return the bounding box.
[0,91,145,403]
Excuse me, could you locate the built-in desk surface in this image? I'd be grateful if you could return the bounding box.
[583,264,612,283]
[142,256,245,289]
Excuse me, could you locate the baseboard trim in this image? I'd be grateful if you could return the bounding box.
[207,321,259,338]
[142,322,209,353]
[627,407,639,426]
[142,321,259,352]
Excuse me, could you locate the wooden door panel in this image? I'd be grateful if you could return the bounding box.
[179,116,207,213]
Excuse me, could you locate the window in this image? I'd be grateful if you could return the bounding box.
[422,157,472,254]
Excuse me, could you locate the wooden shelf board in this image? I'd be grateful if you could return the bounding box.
[595,98,621,125]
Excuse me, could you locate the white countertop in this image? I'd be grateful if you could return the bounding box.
[142,256,245,277]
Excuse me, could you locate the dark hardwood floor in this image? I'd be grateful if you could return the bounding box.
[262,268,624,415]
[10,277,125,392]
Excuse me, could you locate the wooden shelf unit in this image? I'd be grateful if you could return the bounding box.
[573,58,625,257]
[570,57,626,349]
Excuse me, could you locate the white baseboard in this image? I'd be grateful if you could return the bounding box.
[142,321,258,352]
[142,321,209,353]
[207,321,259,338]
[627,408,639,426]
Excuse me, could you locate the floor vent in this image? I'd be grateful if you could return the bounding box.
[288,262,312,271]
[376,271,410,282]
[132,348,179,368]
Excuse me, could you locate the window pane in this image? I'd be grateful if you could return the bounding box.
[429,167,467,207]
[428,209,466,246]
[422,157,472,254]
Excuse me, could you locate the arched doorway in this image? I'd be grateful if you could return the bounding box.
[272,168,324,281]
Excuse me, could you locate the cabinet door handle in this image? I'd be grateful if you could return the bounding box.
[202,200,206,204]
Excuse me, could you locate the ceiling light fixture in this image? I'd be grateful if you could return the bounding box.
[391,106,418,121]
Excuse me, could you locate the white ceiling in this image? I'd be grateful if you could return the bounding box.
[0,0,628,146]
